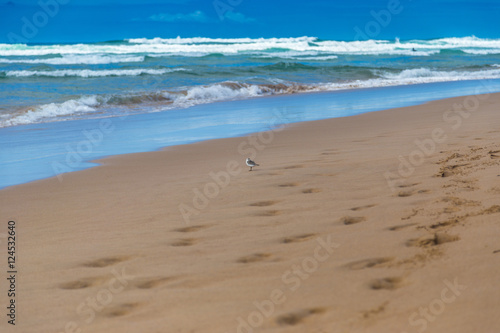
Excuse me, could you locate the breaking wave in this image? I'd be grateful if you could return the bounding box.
[1,36,499,58]
[2,67,186,78]
[4,65,500,127]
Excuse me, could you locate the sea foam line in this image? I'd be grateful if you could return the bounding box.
[1,36,500,57]
[3,67,500,128]
[0,55,145,65]
[3,68,186,78]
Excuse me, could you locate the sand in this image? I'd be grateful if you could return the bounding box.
[1,91,500,333]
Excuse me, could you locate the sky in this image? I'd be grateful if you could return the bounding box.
[0,0,499,43]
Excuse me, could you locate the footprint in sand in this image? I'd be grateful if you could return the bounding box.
[350,204,377,211]
[401,208,422,220]
[493,250,500,254]
[388,223,417,231]
[488,187,500,194]
[398,183,420,188]
[397,191,414,197]
[173,225,210,233]
[82,256,130,268]
[439,171,454,178]
[431,233,461,245]
[250,200,279,207]
[406,233,460,247]
[340,216,366,225]
[134,277,175,289]
[441,196,482,208]
[368,277,404,290]
[237,253,272,263]
[344,257,394,270]
[480,205,500,215]
[362,301,389,319]
[171,238,198,247]
[284,165,305,169]
[489,150,500,159]
[437,163,470,177]
[277,182,300,188]
[256,210,282,217]
[101,303,141,318]
[59,276,105,290]
[275,307,326,326]
[398,189,430,197]
[282,233,316,244]
[429,218,460,230]
[302,188,322,194]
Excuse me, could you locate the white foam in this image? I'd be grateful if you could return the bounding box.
[0,55,145,65]
[2,96,101,127]
[462,49,500,55]
[3,67,500,127]
[2,36,498,58]
[173,83,266,107]
[127,36,316,44]
[301,55,339,61]
[379,67,500,81]
[5,68,185,78]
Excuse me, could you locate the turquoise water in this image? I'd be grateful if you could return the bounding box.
[2,36,500,188]
[1,37,500,127]
[1,78,500,189]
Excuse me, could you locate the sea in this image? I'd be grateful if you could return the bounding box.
[1,36,500,188]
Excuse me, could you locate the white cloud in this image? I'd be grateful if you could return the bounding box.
[147,10,210,23]
[224,11,255,23]
[134,9,256,24]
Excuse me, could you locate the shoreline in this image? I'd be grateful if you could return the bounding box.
[2,78,500,190]
[3,77,500,130]
[1,89,500,332]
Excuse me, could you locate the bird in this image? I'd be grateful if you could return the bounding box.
[246,158,259,171]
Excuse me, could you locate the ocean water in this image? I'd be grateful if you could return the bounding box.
[1,36,500,188]
[1,36,500,127]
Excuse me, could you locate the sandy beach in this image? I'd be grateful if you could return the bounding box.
[1,91,500,333]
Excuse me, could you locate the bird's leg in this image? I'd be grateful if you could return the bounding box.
[249,166,252,171]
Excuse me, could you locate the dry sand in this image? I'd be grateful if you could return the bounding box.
[1,92,500,333]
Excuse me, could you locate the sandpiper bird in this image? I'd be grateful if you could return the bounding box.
[246,158,259,171]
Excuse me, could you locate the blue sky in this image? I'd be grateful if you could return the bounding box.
[0,0,499,43]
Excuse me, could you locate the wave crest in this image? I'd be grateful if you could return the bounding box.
[3,66,500,127]
[1,36,499,58]
[2,96,101,127]
[3,68,186,78]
